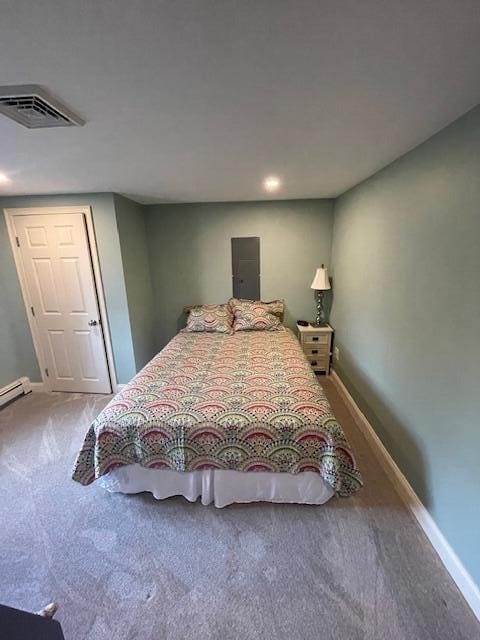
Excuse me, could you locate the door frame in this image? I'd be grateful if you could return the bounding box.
[4,205,117,393]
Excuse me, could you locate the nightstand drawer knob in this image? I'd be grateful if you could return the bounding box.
[312,337,319,342]
[311,349,318,354]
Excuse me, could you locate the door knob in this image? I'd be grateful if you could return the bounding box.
[88,320,98,326]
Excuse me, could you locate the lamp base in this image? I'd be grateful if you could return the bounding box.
[315,289,327,326]
[310,322,329,328]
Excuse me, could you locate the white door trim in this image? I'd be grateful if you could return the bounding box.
[4,205,117,393]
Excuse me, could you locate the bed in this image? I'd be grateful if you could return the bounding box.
[72,327,362,506]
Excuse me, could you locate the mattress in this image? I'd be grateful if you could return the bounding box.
[73,328,362,500]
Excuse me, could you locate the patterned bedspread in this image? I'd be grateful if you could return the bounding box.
[72,329,362,496]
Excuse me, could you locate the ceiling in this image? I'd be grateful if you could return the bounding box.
[1,0,479,204]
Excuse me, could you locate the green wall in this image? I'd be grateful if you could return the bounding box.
[0,214,40,386]
[0,193,136,385]
[331,105,480,585]
[145,199,334,349]
[115,194,156,369]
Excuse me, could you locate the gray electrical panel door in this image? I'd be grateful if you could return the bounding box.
[231,237,260,300]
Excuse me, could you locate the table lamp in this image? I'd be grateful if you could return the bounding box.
[310,264,331,326]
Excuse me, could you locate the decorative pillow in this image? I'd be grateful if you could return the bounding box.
[183,304,233,333]
[229,298,282,331]
[261,299,285,319]
[230,298,285,318]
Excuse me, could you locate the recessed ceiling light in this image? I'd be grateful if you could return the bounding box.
[263,175,281,192]
[0,172,11,184]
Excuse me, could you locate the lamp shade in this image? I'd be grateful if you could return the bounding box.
[310,266,331,290]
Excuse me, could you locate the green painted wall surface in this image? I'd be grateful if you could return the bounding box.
[115,194,156,370]
[331,105,480,585]
[0,214,39,386]
[0,193,136,385]
[145,199,333,349]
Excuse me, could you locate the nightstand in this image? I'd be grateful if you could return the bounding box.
[297,323,333,375]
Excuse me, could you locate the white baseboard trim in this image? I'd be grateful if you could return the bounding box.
[13,381,116,394]
[30,382,46,392]
[331,369,480,622]
[0,377,32,407]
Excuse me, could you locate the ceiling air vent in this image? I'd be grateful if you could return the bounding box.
[0,85,85,129]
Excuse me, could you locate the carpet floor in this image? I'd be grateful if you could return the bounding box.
[0,379,478,640]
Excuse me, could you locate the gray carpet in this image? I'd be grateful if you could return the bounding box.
[0,380,478,640]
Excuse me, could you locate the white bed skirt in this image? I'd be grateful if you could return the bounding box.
[98,464,335,508]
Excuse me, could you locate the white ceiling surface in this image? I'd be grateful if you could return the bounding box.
[1,1,480,204]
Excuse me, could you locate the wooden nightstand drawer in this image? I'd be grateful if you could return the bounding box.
[302,333,329,346]
[307,358,328,371]
[304,346,329,358]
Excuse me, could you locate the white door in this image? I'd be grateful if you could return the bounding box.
[12,212,111,393]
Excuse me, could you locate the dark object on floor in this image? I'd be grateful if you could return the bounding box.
[0,603,65,639]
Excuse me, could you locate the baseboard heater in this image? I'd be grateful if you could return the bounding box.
[0,377,31,408]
